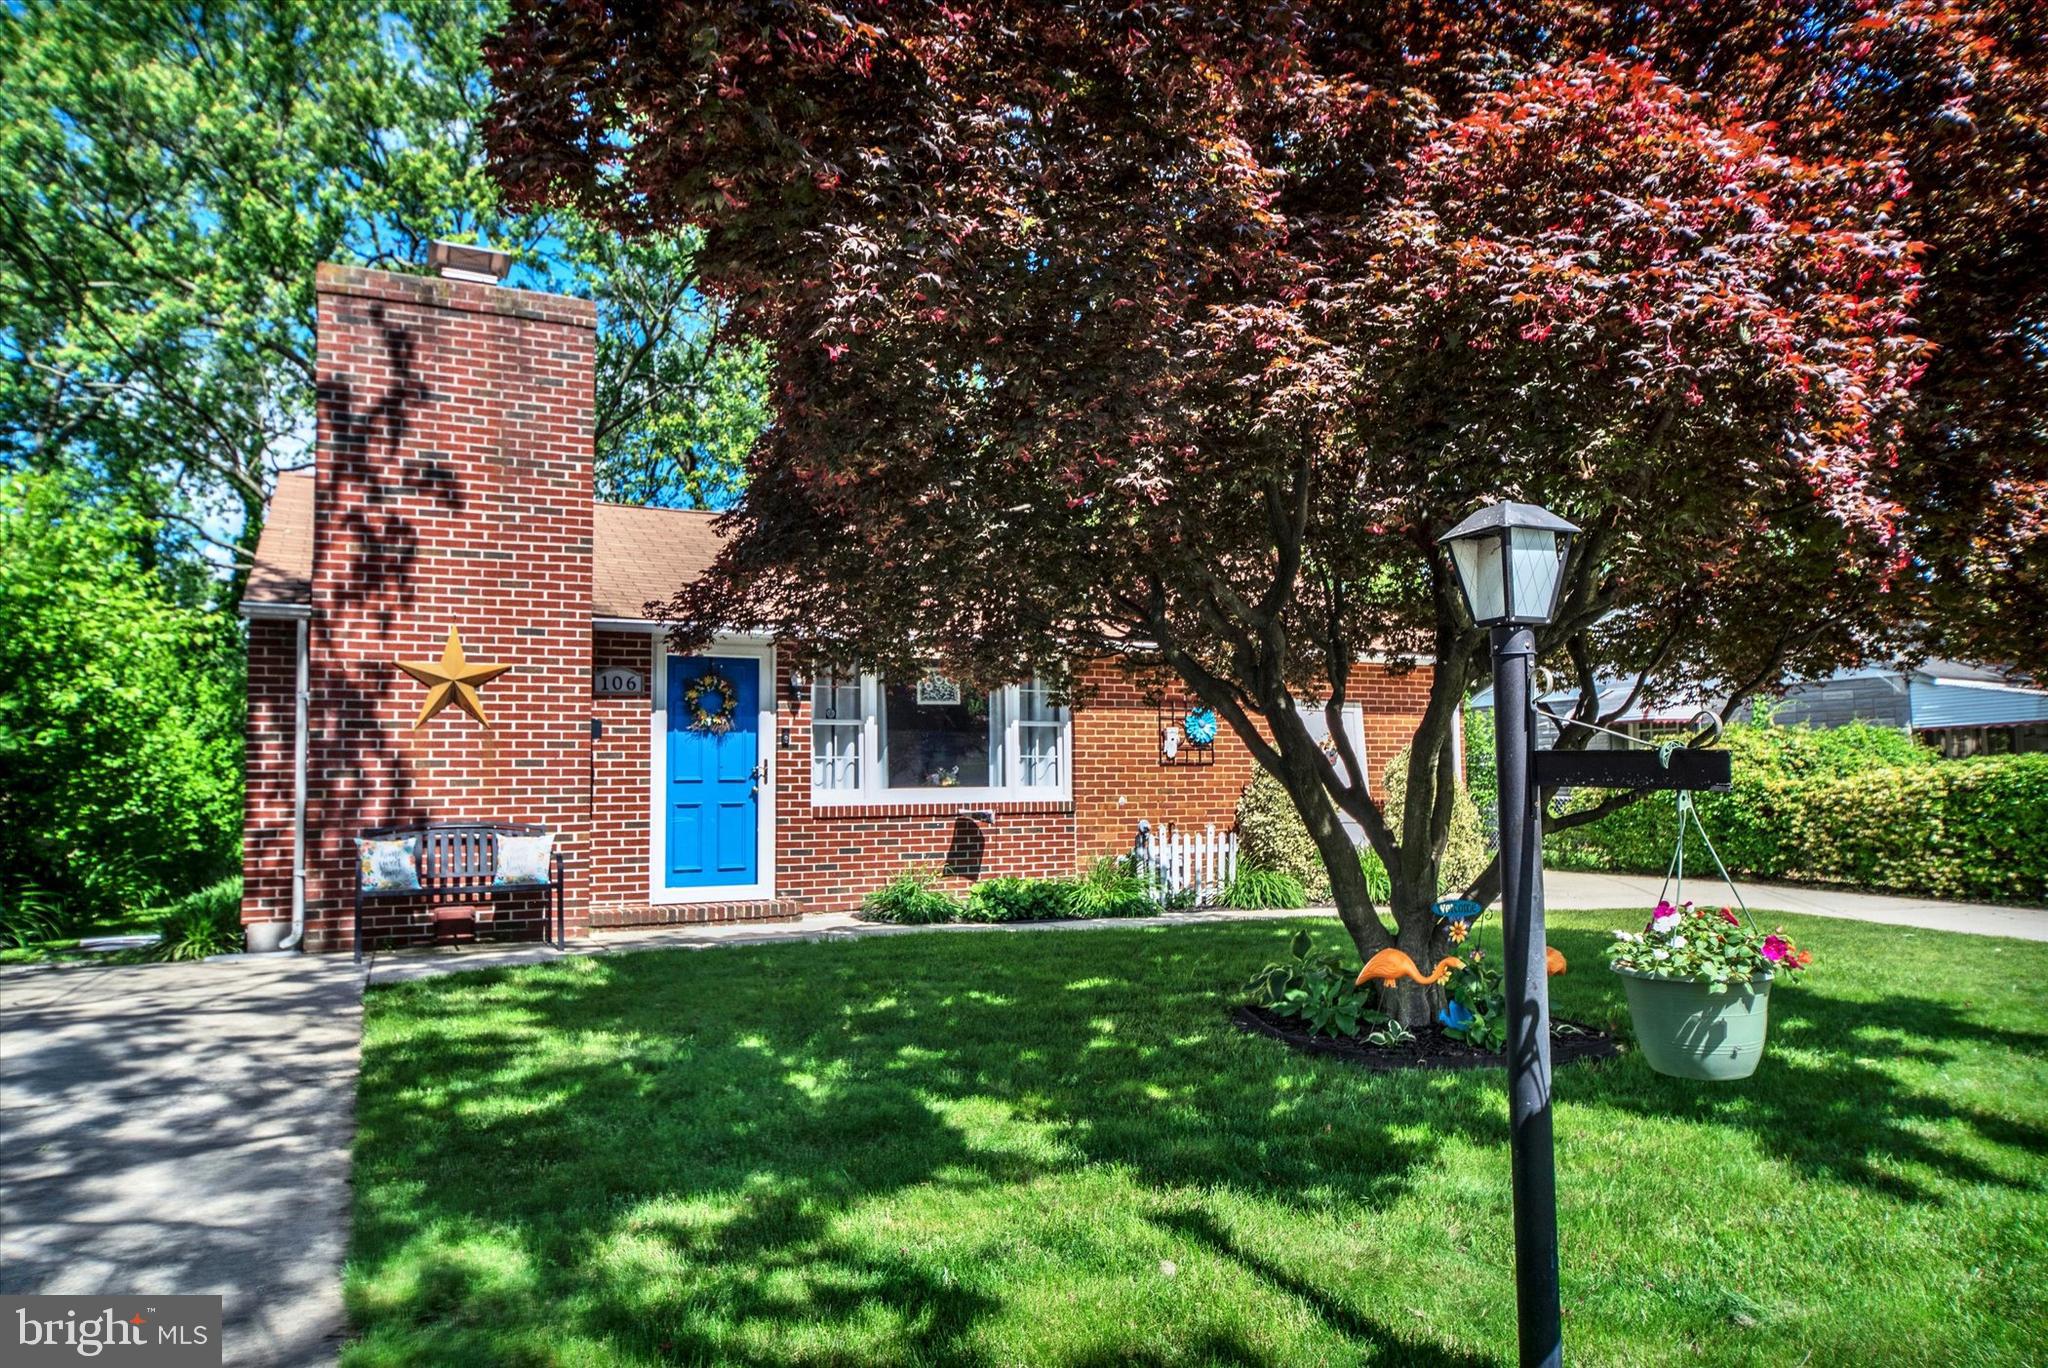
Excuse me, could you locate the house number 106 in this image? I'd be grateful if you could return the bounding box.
[593,667,646,698]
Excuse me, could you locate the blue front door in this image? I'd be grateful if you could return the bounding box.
[666,656,760,889]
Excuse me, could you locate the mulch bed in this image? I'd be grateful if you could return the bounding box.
[1231,1004,1621,1072]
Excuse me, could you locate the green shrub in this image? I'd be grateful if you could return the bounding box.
[1,472,244,924]
[1234,770,1329,898]
[1236,754,1487,900]
[151,876,243,961]
[962,876,1080,923]
[1380,746,1489,895]
[1070,856,1156,919]
[1463,705,1497,817]
[1222,867,1307,910]
[858,869,961,924]
[1243,929,1380,1039]
[1358,848,1392,904]
[1547,733,2047,904]
[1783,755,2048,902]
[1439,952,1507,1051]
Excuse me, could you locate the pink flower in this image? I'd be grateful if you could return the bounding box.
[1761,934,1789,963]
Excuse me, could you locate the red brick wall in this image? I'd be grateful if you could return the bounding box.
[1346,660,1438,790]
[284,264,598,952]
[646,652,1431,918]
[1070,657,1432,856]
[1071,660,1257,857]
[589,629,655,917]
[241,619,299,930]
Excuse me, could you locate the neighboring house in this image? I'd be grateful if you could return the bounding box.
[236,261,1433,953]
[1470,662,2048,758]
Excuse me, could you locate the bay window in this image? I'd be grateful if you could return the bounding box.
[810,672,1070,804]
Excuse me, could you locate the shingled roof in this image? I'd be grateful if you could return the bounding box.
[589,502,727,618]
[244,470,315,607]
[240,472,728,619]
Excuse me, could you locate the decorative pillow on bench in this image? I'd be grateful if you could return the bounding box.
[493,834,555,888]
[356,836,421,894]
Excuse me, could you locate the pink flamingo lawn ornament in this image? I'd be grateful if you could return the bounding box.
[1354,945,1569,988]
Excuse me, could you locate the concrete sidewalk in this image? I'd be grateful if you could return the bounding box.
[0,954,362,1367]
[1541,869,2048,940]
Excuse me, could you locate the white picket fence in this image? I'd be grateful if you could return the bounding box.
[1132,820,1239,906]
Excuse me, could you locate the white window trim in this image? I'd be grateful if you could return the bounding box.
[812,672,1072,808]
[647,636,777,904]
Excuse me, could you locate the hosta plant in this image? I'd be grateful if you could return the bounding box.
[1606,901,1812,990]
[1245,930,1384,1040]
[1273,973,1371,1039]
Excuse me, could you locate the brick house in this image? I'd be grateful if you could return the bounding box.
[236,260,1435,953]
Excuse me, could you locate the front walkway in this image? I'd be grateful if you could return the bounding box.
[0,955,361,1367]
[365,874,2048,986]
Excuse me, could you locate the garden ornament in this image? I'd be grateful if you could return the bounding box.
[1355,948,1465,987]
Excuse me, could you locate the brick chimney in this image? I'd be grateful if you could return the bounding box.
[302,262,597,950]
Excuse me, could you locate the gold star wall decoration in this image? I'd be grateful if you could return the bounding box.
[396,627,511,729]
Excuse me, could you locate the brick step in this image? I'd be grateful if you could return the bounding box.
[590,900,802,929]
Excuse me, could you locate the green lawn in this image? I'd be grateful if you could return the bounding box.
[346,911,2048,1366]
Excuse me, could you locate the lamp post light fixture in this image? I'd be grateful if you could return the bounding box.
[1440,500,1578,1368]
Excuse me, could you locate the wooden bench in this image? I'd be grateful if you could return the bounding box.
[354,822,566,961]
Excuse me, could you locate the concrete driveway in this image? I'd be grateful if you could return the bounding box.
[0,954,363,1367]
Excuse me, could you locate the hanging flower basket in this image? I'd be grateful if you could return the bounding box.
[1611,963,1774,1081]
[1607,900,1810,1081]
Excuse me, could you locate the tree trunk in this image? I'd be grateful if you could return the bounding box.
[1380,864,1453,1029]
[1296,763,1394,964]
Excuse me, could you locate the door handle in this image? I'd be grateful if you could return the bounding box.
[750,762,768,787]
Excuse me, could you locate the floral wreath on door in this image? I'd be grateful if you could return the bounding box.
[683,671,741,733]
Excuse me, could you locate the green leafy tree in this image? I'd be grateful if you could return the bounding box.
[0,0,767,587]
[486,5,1979,1023]
[0,471,243,922]
[579,224,772,509]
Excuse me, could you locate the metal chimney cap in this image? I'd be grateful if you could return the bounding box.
[428,240,511,285]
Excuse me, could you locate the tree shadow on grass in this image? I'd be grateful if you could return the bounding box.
[1150,1209,1499,1368]
[347,932,1512,1363]
[346,921,2048,1362]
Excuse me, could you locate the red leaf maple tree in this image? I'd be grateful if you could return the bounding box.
[487,2,2040,1017]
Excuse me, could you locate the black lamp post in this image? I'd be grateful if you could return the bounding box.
[1440,500,1579,1368]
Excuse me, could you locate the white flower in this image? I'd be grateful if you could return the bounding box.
[1651,949,1670,961]
[1669,935,1687,950]
[1650,913,1681,935]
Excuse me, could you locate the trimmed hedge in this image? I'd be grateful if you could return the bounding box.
[1546,728,2046,904]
